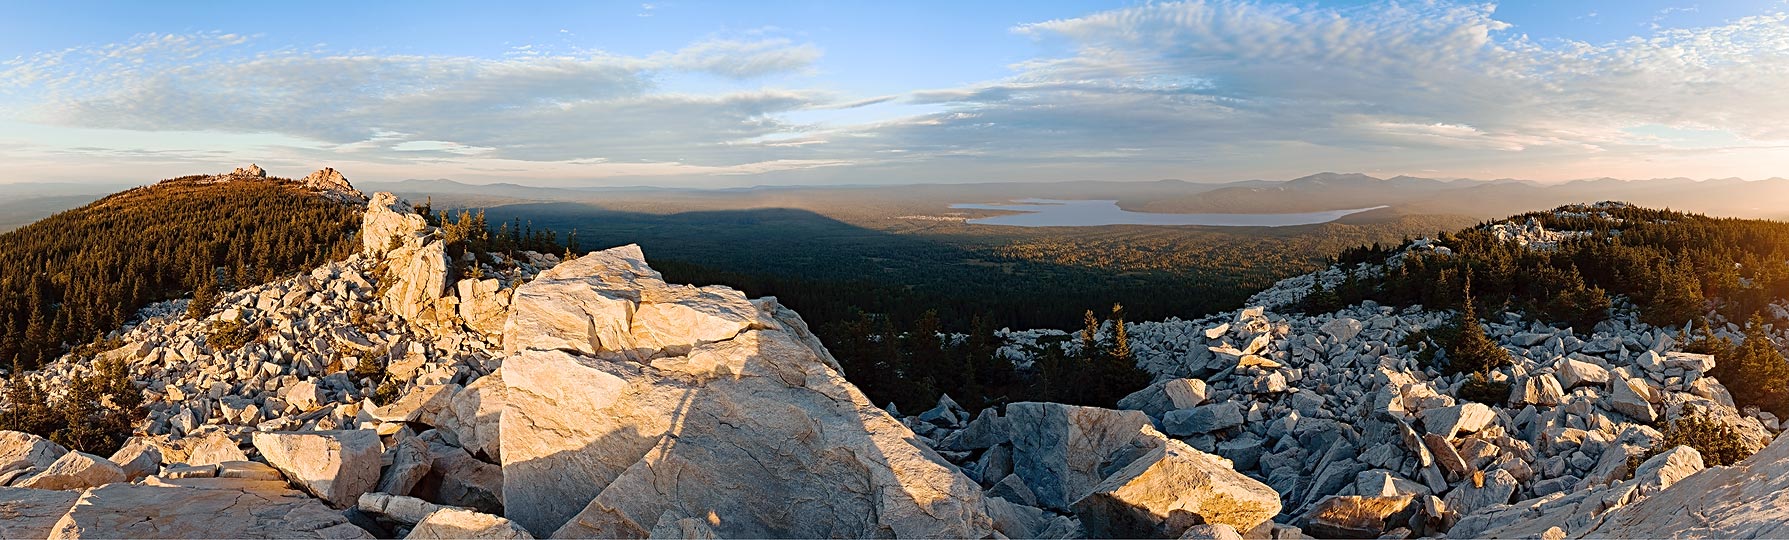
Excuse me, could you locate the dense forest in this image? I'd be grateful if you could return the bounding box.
[0,177,362,372]
[819,304,1150,414]
[1305,203,1789,416]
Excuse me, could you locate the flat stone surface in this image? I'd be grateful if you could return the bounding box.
[0,487,82,539]
[45,477,371,539]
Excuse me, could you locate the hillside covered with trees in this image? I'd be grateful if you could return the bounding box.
[1306,203,1789,417]
[0,176,362,371]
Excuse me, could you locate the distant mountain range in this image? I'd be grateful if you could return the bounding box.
[5,172,1788,232]
[1122,172,1789,219]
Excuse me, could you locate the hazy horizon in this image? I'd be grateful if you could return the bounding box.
[3,0,1789,187]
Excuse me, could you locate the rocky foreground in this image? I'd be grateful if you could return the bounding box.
[1,186,1787,539]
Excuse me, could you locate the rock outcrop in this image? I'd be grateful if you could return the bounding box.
[230,164,267,178]
[299,167,366,203]
[363,192,453,327]
[500,245,992,538]
[1562,435,1789,538]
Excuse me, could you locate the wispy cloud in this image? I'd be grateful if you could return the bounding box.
[4,1,1789,185]
[2,33,831,168]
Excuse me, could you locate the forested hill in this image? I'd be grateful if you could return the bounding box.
[0,169,363,370]
[1303,202,1789,328]
[1258,201,1789,418]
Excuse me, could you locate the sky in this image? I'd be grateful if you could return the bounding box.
[2,0,1788,187]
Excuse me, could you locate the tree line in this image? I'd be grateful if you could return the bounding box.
[822,304,1149,414]
[0,177,362,372]
[1306,204,1789,417]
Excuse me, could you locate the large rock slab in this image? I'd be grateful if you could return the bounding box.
[1164,401,1245,436]
[445,372,506,462]
[457,278,514,341]
[1608,377,1657,423]
[14,451,125,491]
[251,430,383,508]
[0,487,82,539]
[406,508,533,540]
[501,244,761,359]
[108,437,163,482]
[183,431,249,466]
[1005,402,1162,511]
[0,431,67,478]
[45,477,371,539]
[1418,402,1495,441]
[1581,433,1789,538]
[503,246,989,538]
[1072,437,1282,537]
[1298,495,1417,539]
[1558,358,1610,390]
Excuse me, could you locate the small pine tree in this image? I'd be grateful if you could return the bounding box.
[1446,275,1514,375]
[186,273,219,320]
[1097,303,1150,406]
[1109,303,1132,365]
[1080,309,1102,361]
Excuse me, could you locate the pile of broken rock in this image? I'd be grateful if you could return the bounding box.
[3,187,1789,539]
[972,213,1784,538]
[0,190,1285,539]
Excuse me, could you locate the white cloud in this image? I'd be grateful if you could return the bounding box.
[1,33,830,168]
[6,2,1789,185]
[842,0,1789,180]
[657,38,822,78]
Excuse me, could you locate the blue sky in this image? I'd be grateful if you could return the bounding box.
[3,0,1788,186]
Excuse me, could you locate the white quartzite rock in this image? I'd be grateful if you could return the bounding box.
[0,431,68,479]
[1073,437,1282,537]
[501,244,759,359]
[502,245,991,539]
[46,477,371,539]
[1558,358,1611,390]
[0,487,82,539]
[251,430,383,508]
[1609,377,1658,423]
[1006,403,1161,511]
[108,438,162,482]
[14,451,125,491]
[1419,402,1496,441]
[406,507,534,540]
[1583,434,1789,538]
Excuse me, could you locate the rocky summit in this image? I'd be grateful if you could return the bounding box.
[1,185,1788,539]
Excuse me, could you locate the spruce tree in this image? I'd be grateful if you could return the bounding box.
[1080,309,1102,362]
[187,273,219,320]
[1722,315,1789,417]
[1098,303,1150,406]
[1446,275,1513,375]
[1109,304,1131,365]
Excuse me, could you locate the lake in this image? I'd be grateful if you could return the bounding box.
[949,199,1389,227]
